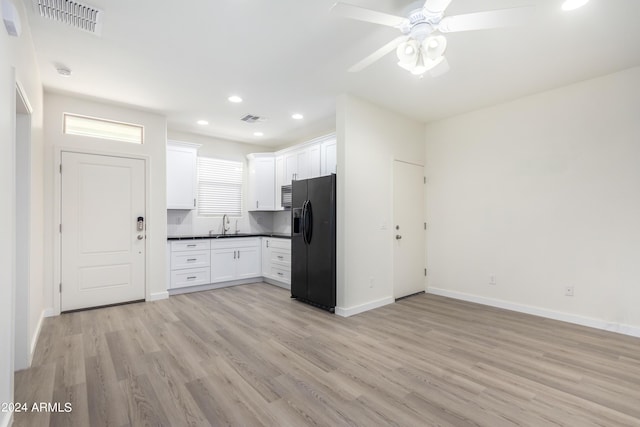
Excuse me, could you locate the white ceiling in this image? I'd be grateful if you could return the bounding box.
[23,0,640,146]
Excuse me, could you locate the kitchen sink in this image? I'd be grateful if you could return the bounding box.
[208,233,254,238]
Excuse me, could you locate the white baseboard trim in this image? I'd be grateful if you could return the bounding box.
[427,287,640,338]
[148,291,169,301]
[43,308,55,317]
[263,278,291,290]
[167,279,262,296]
[335,296,394,318]
[1,412,13,427]
[29,309,47,366]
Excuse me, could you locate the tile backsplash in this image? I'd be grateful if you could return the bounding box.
[167,209,291,236]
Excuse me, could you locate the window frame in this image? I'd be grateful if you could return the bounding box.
[196,156,244,217]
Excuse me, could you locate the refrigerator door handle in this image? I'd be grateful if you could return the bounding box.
[301,200,307,245]
[305,200,313,244]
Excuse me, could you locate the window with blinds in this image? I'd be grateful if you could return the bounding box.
[197,157,243,216]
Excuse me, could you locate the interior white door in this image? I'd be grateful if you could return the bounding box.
[393,160,426,299]
[61,152,146,311]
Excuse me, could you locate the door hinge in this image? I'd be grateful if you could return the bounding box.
[59,164,62,173]
[59,224,62,233]
[424,222,427,230]
[424,176,426,184]
[424,268,427,276]
[59,283,62,293]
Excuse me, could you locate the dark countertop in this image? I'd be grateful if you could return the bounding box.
[167,233,291,241]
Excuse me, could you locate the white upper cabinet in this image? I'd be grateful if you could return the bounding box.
[282,142,323,184]
[247,153,275,211]
[275,155,284,210]
[320,137,337,176]
[249,134,336,209]
[283,151,298,185]
[167,141,200,210]
[308,143,321,178]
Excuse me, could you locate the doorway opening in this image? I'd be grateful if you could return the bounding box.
[14,82,32,371]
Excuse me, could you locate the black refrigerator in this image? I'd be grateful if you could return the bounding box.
[291,174,336,312]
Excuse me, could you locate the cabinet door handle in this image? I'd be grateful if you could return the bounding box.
[277,272,284,276]
[187,258,197,261]
[277,255,283,259]
[234,251,236,259]
[187,276,196,280]
[187,244,197,247]
[238,251,240,259]
[194,198,196,207]
[256,200,259,209]
[266,241,269,248]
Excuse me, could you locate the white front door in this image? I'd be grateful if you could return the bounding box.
[61,152,146,311]
[393,160,426,299]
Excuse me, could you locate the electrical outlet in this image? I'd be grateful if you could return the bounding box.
[564,286,574,296]
[489,274,496,285]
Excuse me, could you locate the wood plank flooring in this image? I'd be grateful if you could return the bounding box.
[14,283,640,426]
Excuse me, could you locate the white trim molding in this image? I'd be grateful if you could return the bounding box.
[28,309,47,366]
[1,413,13,427]
[148,291,169,301]
[335,296,394,318]
[427,287,640,338]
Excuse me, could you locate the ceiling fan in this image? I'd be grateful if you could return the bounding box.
[332,0,535,77]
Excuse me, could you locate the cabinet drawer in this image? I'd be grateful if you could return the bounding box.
[271,266,290,284]
[270,248,290,266]
[171,240,210,252]
[265,238,290,250]
[170,267,211,289]
[171,250,210,270]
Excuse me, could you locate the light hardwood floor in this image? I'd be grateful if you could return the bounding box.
[14,283,640,426]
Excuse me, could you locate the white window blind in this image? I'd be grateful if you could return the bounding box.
[197,157,243,216]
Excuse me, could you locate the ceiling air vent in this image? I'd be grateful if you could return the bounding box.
[240,114,266,124]
[33,0,103,35]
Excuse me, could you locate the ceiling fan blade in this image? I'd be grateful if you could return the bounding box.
[424,0,454,16]
[331,2,407,28]
[429,56,449,77]
[348,36,407,73]
[438,6,535,33]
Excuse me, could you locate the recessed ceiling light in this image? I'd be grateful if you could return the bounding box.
[561,0,589,11]
[197,120,209,125]
[253,132,264,137]
[228,95,243,103]
[291,113,304,120]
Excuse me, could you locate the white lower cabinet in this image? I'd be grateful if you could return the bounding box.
[262,238,291,287]
[169,240,211,289]
[210,238,261,283]
[171,267,211,288]
[168,237,289,291]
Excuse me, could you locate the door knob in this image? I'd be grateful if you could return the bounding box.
[137,235,144,240]
[395,235,402,240]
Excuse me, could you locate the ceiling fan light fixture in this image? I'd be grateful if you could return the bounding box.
[396,39,420,64]
[561,0,589,11]
[423,35,447,60]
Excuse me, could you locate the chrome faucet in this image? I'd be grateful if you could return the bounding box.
[222,214,230,235]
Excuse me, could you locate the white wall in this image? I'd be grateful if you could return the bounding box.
[0,0,45,425]
[336,94,425,316]
[166,130,271,236]
[44,92,169,306]
[425,66,640,335]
